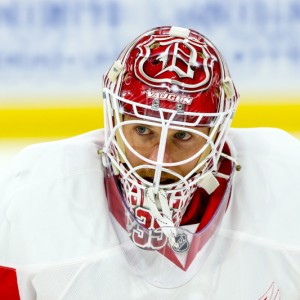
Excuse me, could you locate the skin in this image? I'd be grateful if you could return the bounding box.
[122,115,209,183]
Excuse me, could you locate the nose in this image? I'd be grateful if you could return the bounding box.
[148,144,173,163]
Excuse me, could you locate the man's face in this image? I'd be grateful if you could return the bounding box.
[122,115,209,184]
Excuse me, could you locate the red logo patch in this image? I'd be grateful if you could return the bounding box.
[258,282,280,300]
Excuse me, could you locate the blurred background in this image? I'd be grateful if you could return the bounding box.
[1,0,300,169]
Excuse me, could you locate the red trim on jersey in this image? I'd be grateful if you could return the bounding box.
[0,266,21,300]
[185,147,233,269]
[181,142,232,228]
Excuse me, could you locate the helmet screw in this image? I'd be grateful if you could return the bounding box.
[236,165,242,171]
[176,103,184,114]
[151,99,160,110]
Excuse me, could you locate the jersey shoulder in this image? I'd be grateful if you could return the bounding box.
[0,129,105,197]
[228,127,300,157]
[0,129,116,266]
[224,128,300,247]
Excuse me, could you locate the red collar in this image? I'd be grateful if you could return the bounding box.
[181,142,233,231]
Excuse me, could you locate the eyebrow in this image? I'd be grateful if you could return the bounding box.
[125,117,208,133]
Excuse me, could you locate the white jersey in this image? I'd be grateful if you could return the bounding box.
[0,128,300,299]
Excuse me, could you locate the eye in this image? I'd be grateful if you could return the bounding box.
[136,126,151,135]
[174,131,192,141]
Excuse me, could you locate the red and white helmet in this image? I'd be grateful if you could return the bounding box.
[102,26,239,281]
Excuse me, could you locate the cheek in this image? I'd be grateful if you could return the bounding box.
[125,146,143,167]
[177,156,200,176]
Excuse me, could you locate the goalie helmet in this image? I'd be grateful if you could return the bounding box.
[102,26,239,260]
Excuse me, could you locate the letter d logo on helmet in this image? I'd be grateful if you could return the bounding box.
[134,30,217,93]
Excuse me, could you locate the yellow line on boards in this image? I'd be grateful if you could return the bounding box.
[231,102,300,133]
[1,102,300,138]
[0,106,104,138]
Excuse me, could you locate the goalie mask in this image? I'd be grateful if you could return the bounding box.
[101,26,239,286]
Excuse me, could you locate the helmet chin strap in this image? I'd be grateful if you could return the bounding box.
[145,187,178,247]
